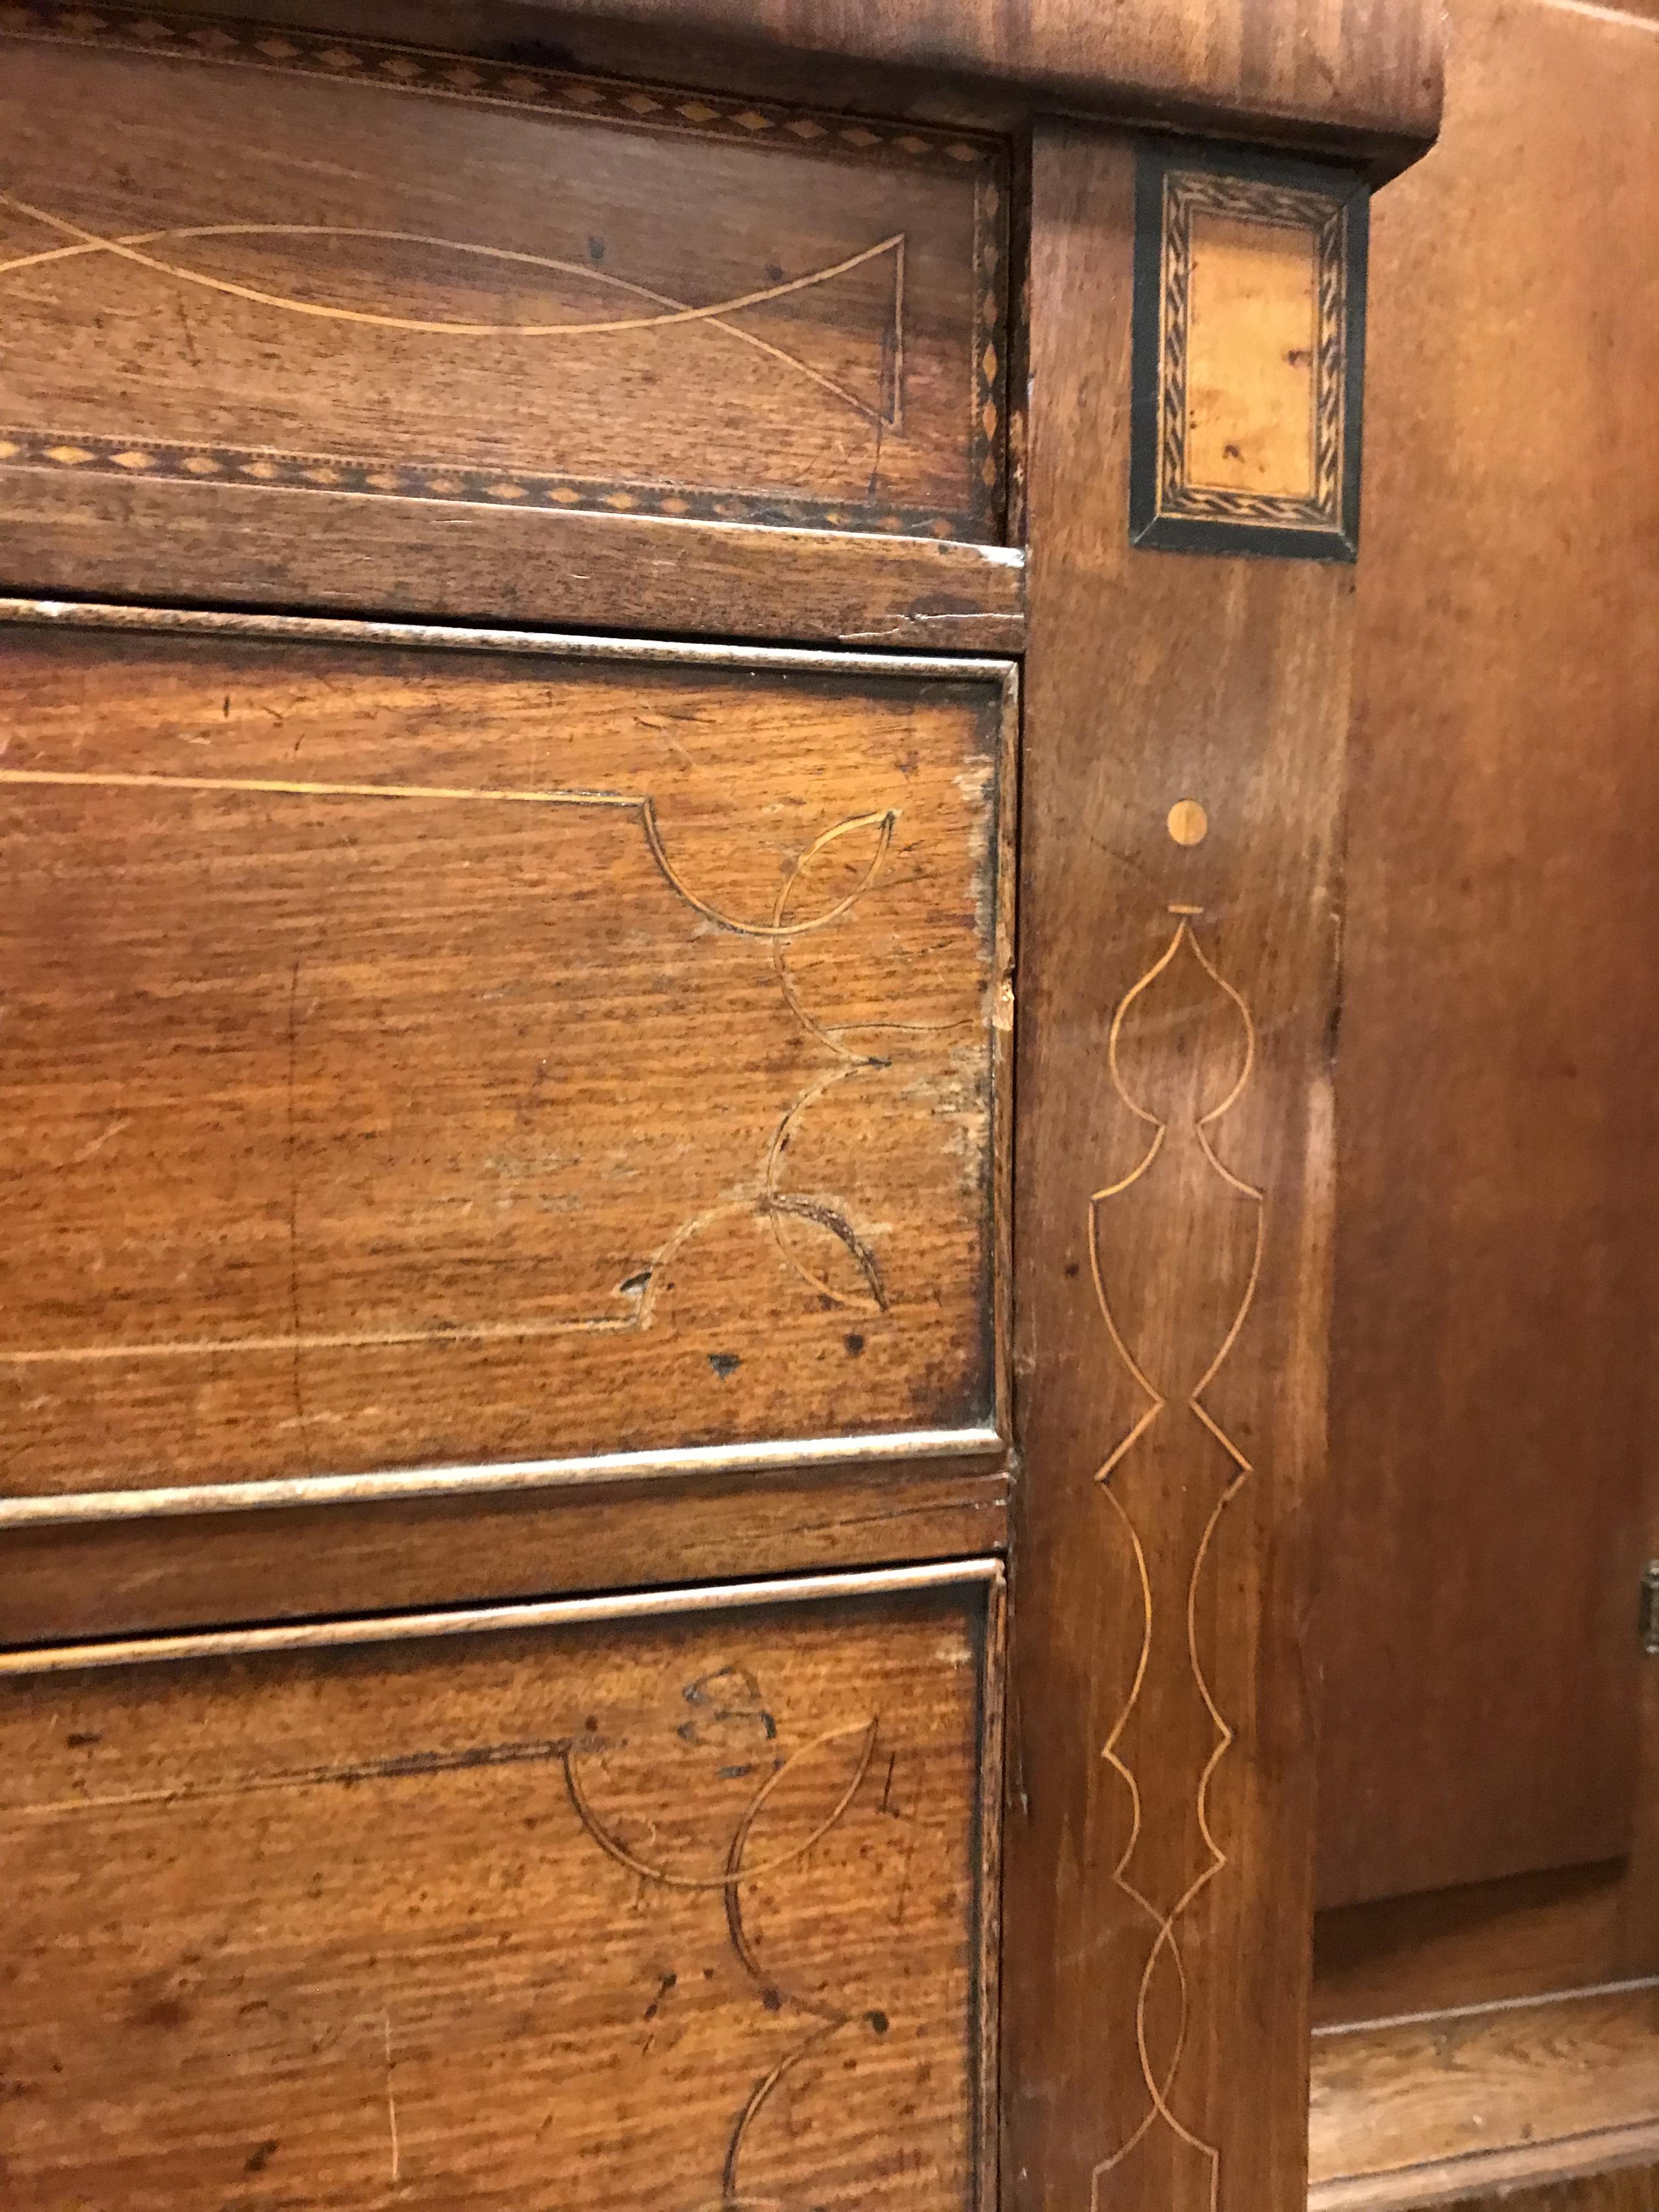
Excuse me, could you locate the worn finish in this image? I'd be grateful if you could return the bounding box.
[0,1565,1001,2210]
[1003,123,1351,2212]
[1456,2170,1659,2212]
[1634,1546,1659,1971]
[0,608,1012,1506]
[1318,0,1659,1910]
[1311,1981,1659,2212]
[1314,2142,1659,2212]
[0,4,1008,549]
[479,0,1444,163]
[1383,2165,1659,2212]
[0,475,1025,652]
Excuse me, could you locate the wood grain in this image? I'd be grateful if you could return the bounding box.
[1632,1559,1659,1971]
[0,1567,1000,2210]
[0,4,1008,545]
[1314,2138,1659,2212]
[444,0,1446,164]
[1318,0,1659,1909]
[1001,122,1353,2212]
[1311,1982,1659,2212]
[0,1460,1010,1644]
[1397,2162,1659,2212]
[0,471,1025,653]
[0,607,1012,1506]
[1313,1863,1633,2030]
[1185,209,1318,496]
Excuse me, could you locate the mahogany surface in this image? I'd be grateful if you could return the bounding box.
[1002,121,1354,2212]
[0,612,1011,1509]
[0,1,1456,2204]
[0,5,1008,540]
[1318,0,1659,1910]
[477,0,1445,161]
[0,1568,1003,2211]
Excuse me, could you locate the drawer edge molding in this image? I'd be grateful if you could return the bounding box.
[0,1552,1003,1672]
[0,596,1017,1520]
[0,1425,1011,1529]
[0,592,1022,685]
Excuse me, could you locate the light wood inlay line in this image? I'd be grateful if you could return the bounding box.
[0,19,1009,537]
[1086,914,1264,2212]
[0,766,896,941]
[0,196,909,426]
[1,761,902,1373]
[1,1564,1001,2209]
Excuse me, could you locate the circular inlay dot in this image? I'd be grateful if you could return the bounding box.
[1167,798,1209,847]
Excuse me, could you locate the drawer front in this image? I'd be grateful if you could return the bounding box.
[0,610,1011,1509]
[0,1565,1001,2210]
[0,4,1008,546]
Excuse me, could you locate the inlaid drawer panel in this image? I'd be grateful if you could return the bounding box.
[0,3,1009,545]
[0,607,1012,1509]
[0,1564,1001,2210]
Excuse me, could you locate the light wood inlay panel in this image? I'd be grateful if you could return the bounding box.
[1130,143,1368,560]
[0,1565,1002,2211]
[0,608,1012,1510]
[1185,211,1319,498]
[0,2,1008,546]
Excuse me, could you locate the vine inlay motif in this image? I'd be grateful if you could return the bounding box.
[0,761,929,1368]
[567,1706,886,2209]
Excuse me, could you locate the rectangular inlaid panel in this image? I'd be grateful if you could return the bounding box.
[0,609,1011,1509]
[0,1566,1001,2211]
[1130,140,1368,560]
[0,3,1008,543]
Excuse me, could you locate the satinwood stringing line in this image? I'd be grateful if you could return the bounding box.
[1087,915,1263,2212]
[567,1712,885,2199]
[0,767,910,1366]
[0,767,895,942]
[0,196,907,427]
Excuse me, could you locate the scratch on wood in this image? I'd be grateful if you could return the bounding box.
[383,2011,400,2185]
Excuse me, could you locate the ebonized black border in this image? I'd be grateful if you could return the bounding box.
[1129,137,1370,563]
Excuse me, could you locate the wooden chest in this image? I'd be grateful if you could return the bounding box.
[0,1,1423,2206]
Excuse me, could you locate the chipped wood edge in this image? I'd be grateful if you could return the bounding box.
[991,660,1022,1448]
[0,592,1019,681]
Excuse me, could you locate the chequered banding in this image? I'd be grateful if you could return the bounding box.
[0,0,1011,541]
